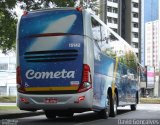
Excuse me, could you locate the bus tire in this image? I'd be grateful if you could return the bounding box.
[57,112,74,118]
[98,108,109,119]
[109,93,117,117]
[98,95,109,119]
[131,93,138,111]
[130,104,136,111]
[44,110,56,120]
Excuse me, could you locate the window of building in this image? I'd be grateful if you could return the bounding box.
[107,6,112,12]
[113,18,118,24]
[133,23,138,28]
[113,8,118,13]
[133,32,138,38]
[133,2,138,8]
[133,12,138,18]
[107,17,112,23]
[0,57,16,71]
[113,0,118,3]
[131,42,138,48]
[0,63,8,70]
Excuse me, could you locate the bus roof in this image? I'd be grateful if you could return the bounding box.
[23,7,82,14]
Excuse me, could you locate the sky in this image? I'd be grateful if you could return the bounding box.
[15,2,23,18]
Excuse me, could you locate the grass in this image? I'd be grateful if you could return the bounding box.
[0,106,18,110]
[140,98,160,104]
[0,96,16,103]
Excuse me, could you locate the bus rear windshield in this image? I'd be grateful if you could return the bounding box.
[19,10,83,39]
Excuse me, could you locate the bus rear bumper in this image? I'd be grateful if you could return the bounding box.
[17,90,93,112]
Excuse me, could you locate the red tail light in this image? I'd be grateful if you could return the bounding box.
[22,11,28,16]
[76,7,82,11]
[20,97,29,104]
[74,96,85,103]
[16,66,25,93]
[16,66,22,84]
[78,64,92,93]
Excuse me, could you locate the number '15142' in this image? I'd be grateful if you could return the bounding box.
[69,43,80,47]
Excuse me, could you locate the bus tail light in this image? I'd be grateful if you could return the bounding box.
[16,66,21,84]
[74,96,85,103]
[76,7,82,11]
[20,97,29,104]
[22,11,28,16]
[78,64,92,93]
[16,66,25,93]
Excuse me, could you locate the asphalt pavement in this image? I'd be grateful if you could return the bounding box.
[5,104,160,125]
[0,104,160,125]
[0,103,44,120]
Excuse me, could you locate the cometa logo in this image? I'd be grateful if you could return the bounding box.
[25,69,75,79]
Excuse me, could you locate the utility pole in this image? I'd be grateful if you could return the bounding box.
[100,0,107,24]
[80,0,83,7]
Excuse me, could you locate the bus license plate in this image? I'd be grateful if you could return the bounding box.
[44,98,58,104]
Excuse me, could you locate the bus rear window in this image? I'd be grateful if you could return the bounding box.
[19,10,83,38]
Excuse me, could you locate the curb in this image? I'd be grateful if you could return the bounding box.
[0,111,44,120]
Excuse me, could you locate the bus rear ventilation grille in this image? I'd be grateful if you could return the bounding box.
[24,49,78,62]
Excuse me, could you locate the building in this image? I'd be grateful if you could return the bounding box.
[145,21,160,69]
[0,51,16,96]
[145,20,160,97]
[141,0,160,97]
[100,0,141,59]
[141,0,159,66]
[100,0,119,33]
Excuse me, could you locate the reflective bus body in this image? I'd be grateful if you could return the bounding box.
[16,8,139,118]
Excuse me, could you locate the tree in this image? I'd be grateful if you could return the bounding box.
[77,0,100,14]
[0,0,75,53]
[18,0,75,10]
[0,0,17,53]
[0,0,101,53]
[123,51,137,70]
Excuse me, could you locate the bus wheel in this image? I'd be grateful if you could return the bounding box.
[109,94,117,117]
[98,96,109,119]
[44,110,56,120]
[98,108,109,119]
[131,94,137,111]
[57,112,74,118]
[130,104,136,111]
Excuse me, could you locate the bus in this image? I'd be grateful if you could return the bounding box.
[16,8,139,119]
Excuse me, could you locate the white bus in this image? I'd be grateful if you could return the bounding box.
[16,8,139,119]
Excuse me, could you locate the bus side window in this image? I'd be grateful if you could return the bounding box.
[122,65,127,77]
[91,17,102,49]
[117,64,122,78]
[100,25,119,58]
